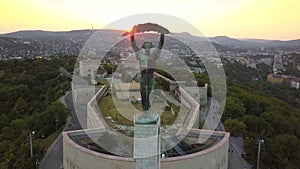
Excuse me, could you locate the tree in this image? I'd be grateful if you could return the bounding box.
[46,87,55,105]
[0,114,9,129]
[261,111,289,135]
[0,57,75,168]
[243,114,274,138]
[1,127,14,139]
[11,119,27,132]
[242,94,264,116]
[224,119,246,137]
[266,134,300,168]
[12,97,28,114]
[223,96,246,120]
[36,101,69,136]
[243,138,257,166]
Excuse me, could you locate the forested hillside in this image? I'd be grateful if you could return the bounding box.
[0,56,76,168]
[195,62,300,168]
[224,85,300,168]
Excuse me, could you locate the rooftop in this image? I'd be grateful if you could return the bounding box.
[64,128,229,160]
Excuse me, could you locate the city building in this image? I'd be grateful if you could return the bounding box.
[95,66,108,79]
[290,79,300,89]
[267,74,284,84]
[79,59,101,84]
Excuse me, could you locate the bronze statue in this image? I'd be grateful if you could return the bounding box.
[123,23,169,112]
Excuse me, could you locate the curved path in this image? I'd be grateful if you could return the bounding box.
[39,92,82,169]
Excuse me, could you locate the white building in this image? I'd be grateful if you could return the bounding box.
[79,59,101,84]
[290,79,300,89]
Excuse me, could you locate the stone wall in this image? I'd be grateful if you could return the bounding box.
[63,130,229,169]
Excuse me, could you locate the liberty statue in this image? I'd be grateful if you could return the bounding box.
[123,23,170,169]
[123,23,169,113]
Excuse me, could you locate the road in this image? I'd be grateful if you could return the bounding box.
[217,122,250,169]
[205,98,221,131]
[39,135,64,169]
[204,98,250,169]
[39,92,82,169]
[228,137,252,169]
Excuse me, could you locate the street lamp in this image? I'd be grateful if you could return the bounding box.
[29,131,35,157]
[257,139,264,169]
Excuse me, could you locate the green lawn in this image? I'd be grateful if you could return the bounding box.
[99,95,134,126]
[98,94,179,126]
[97,79,110,86]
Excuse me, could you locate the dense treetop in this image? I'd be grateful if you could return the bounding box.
[0,56,75,168]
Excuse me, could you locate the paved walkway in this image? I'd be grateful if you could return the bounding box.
[228,137,252,169]
[39,91,81,169]
[210,98,251,169]
[217,121,251,169]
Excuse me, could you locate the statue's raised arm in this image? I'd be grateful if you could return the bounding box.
[158,34,164,49]
[129,26,139,52]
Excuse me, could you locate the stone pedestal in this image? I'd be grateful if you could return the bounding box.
[134,113,161,169]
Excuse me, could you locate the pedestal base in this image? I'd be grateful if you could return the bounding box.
[134,112,161,169]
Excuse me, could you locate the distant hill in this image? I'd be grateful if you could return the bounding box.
[172,32,207,41]
[172,32,230,51]
[0,30,229,51]
[0,29,125,39]
[238,38,272,43]
[209,36,264,49]
[210,36,241,45]
[210,36,300,50]
[0,30,65,39]
[0,37,29,49]
[1,29,299,51]
[0,30,94,39]
[0,37,19,47]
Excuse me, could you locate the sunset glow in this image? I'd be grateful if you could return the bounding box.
[1,0,300,40]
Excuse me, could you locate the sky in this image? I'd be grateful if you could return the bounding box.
[0,0,299,40]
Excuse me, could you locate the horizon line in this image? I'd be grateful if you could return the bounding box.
[0,28,299,41]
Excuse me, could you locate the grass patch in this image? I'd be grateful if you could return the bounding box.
[99,94,179,126]
[99,95,134,126]
[97,79,110,86]
[161,111,177,125]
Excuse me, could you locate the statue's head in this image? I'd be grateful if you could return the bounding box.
[142,42,153,50]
